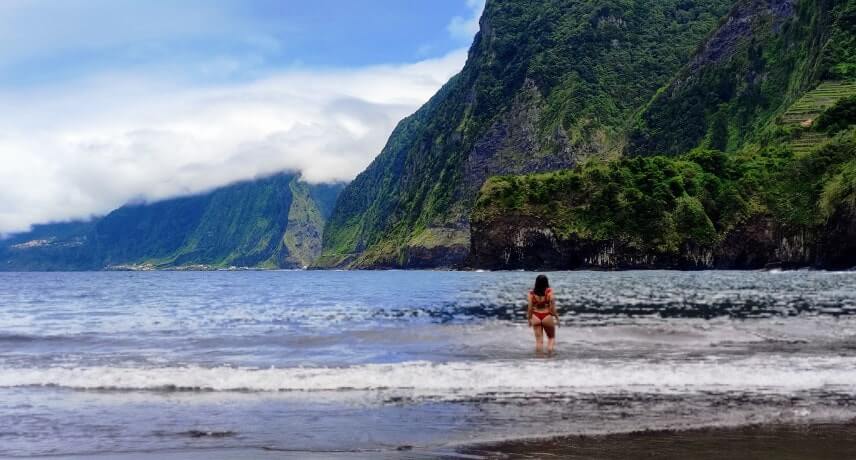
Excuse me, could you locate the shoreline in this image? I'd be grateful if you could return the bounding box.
[16,422,856,459]
[3,265,855,273]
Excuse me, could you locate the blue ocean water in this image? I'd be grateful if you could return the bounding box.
[1,270,856,457]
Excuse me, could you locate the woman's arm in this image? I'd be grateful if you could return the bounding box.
[526,294,533,325]
[550,294,558,321]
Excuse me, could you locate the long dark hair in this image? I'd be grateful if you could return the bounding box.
[533,274,549,296]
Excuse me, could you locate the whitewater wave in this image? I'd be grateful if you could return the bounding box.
[3,356,856,397]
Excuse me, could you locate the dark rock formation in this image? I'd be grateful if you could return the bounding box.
[469,212,855,270]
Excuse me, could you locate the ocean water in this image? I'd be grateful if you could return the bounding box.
[1,270,856,457]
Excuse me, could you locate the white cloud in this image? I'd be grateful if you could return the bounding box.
[447,0,485,41]
[0,49,468,235]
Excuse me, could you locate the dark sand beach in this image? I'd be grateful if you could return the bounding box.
[462,423,856,459]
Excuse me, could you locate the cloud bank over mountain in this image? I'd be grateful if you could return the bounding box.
[0,1,483,235]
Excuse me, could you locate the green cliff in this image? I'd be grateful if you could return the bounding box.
[319,0,734,268]
[0,173,344,271]
[471,0,856,269]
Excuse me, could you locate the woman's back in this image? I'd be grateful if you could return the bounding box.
[529,288,553,309]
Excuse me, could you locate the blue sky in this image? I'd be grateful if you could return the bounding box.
[0,0,484,234]
[0,0,478,86]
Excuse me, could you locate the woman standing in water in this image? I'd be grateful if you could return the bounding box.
[528,274,558,353]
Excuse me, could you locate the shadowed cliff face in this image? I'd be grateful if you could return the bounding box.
[819,207,856,269]
[468,213,721,270]
[468,211,856,270]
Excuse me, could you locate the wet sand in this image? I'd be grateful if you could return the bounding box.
[461,423,856,459]
[20,423,856,459]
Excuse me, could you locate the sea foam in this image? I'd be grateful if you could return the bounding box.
[2,356,856,398]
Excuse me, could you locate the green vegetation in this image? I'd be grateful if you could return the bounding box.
[781,82,856,127]
[772,131,856,224]
[816,94,856,132]
[475,130,856,256]
[822,0,856,79]
[476,149,751,253]
[324,0,856,268]
[628,0,856,156]
[321,0,734,267]
[777,82,856,153]
[820,158,856,217]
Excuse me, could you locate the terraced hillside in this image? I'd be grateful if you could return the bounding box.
[779,81,856,153]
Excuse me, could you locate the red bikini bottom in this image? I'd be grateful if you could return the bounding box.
[532,310,552,320]
[532,310,555,338]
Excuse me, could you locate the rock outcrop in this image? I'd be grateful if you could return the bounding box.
[469,211,856,270]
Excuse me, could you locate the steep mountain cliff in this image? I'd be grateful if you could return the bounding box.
[318,0,734,268]
[470,0,856,270]
[0,173,344,270]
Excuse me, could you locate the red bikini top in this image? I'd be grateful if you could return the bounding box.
[530,288,553,309]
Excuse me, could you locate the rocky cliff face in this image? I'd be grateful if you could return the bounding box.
[279,180,334,268]
[460,80,586,200]
[818,206,856,269]
[470,211,855,270]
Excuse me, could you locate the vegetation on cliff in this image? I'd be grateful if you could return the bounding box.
[626,0,851,155]
[474,129,856,262]
[470,0,856,269]
[320,0,733,267]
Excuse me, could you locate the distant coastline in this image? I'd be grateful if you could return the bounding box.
[90,264,854,272]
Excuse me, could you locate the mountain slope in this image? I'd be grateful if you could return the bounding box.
[0,173,344,271]
[318,0,734,268]
[470,0,856,270]
[627,0,856,155]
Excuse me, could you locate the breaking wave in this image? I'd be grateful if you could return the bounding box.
[4,356,856,397]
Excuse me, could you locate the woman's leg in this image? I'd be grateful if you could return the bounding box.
[541,316,556,352]
[531,317,544,352]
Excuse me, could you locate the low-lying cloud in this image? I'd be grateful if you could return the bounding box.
[0,50,468,235]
